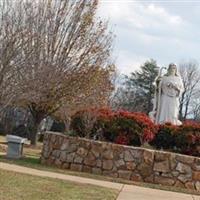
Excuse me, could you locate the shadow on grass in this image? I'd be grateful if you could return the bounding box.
[0,154,41,167]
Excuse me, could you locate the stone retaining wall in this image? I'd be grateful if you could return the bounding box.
[0,144,7,153]
[41,131,200,191]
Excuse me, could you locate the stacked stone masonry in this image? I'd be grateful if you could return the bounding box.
[41,132,200,191]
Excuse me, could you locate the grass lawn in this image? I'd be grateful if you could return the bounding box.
[0,135,5,142]
[0,135,200,196]
[0,169,118,200]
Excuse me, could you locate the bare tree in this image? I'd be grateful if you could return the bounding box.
[5,0,115,144]
[0,0,34,112]
[179,60,200,120]
[191,94,200,121]
[110,84,137,111]
[110,59,158,113]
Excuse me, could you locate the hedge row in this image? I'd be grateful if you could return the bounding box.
[151,122,200,156]
[70,108,200,157]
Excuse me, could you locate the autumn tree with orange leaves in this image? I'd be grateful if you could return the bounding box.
[0,0,115,144]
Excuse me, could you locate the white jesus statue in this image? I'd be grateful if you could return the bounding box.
[150,63,184,125]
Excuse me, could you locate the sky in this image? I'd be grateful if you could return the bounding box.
[98,0,200,74]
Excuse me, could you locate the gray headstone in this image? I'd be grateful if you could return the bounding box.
[6,135,26,159]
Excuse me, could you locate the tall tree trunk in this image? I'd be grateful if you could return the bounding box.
[179,92,185,120]
[184,92,192,120]
[29,121,40,146]
[184,100,190,120]
[28,104,45,145]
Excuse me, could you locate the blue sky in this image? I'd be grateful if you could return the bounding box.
[98,0,200,74]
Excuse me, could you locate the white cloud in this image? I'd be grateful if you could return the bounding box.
[97,1,200,74]
[146,4,182,25]
[115,50,148,75]
[98,1,183,30]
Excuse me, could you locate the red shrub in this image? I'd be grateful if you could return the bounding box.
[174,121,200,156]
[70,108,157,146]
[150,120,200,156]
[114,133,130,145]
[70,108,200,157]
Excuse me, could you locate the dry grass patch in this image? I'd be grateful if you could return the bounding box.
[0,169,118,200]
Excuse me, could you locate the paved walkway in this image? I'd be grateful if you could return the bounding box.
[0,162,199,200]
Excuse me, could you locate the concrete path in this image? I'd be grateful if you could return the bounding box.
[0,162,199,200]
[117,185,200,200]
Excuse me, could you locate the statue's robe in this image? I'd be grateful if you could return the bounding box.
[157,75,184,125]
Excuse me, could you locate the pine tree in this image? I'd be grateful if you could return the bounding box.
[127,59,159,113]
[120,59,159,113]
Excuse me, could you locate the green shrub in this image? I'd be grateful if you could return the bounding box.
[70,109,101,139]
[150,121,200,156]
[174,121,200,156]
[150,123,176,150]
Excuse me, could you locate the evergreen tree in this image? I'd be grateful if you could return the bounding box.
[112,59,159,113]
[126,59,159,113]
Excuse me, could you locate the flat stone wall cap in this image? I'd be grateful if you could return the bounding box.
[45,131,65,137]
[6,135,27,143]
